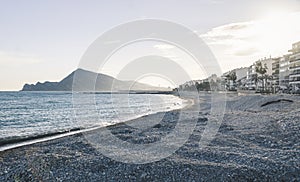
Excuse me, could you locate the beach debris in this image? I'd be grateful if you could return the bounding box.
[261,99,293,107]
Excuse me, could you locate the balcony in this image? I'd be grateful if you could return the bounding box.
[289,64,300,70]
[290,70,300,76]
[272,70,279,75]
[289,58,300,63]
[289,53,300,63]
[289,73,300,78]
[289,81,300,85]
[289,77,300,82]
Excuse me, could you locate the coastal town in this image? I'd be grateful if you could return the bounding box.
[181,41,300,94]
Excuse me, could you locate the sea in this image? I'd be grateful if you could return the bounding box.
[0,91,186,150]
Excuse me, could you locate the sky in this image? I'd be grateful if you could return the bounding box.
[1,0,300,90]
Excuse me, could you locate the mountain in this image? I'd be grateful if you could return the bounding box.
[21,69,167,92]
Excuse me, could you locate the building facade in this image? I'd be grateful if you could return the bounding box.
[246,65,257,90]
[272,57,280,88]
[289,41,300,91]
[279,54,290,89]
[234,67,248,81]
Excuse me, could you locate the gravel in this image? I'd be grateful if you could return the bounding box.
[0,93,299,181]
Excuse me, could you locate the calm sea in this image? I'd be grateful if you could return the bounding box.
[0,91,185,147]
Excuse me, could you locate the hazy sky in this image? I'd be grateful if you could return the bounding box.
[1,0,300,90]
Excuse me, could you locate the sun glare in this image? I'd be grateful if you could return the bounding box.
[251,9,299,57]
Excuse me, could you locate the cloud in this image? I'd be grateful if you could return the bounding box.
[200,21,260,57]
[200,11,300,57]
[0,51,42,66]
[232,47,260,56]
[200,21,255,46]
[198,11,300,72]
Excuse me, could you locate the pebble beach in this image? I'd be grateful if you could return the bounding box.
[0,93,299,181]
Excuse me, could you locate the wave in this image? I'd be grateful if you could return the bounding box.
[0,128,82,146]
[0,93,189,152]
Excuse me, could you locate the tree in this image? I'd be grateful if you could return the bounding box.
[255,62,268,92]
[227,71,237,82]
[195,81,210,91]
[225,71,237,90]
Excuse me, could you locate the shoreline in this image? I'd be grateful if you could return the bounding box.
[1,94,299,181]
[0,94,193,152]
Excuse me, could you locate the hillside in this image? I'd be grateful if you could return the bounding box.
[21,69,166,92]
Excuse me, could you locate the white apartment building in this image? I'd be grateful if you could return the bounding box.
[289,41,300,91]
[279,54,290,89]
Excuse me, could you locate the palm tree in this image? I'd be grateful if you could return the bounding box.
[255,62,268,92]
[226,71,237,82]
[251,73,258,89]
[225,71,237,90]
